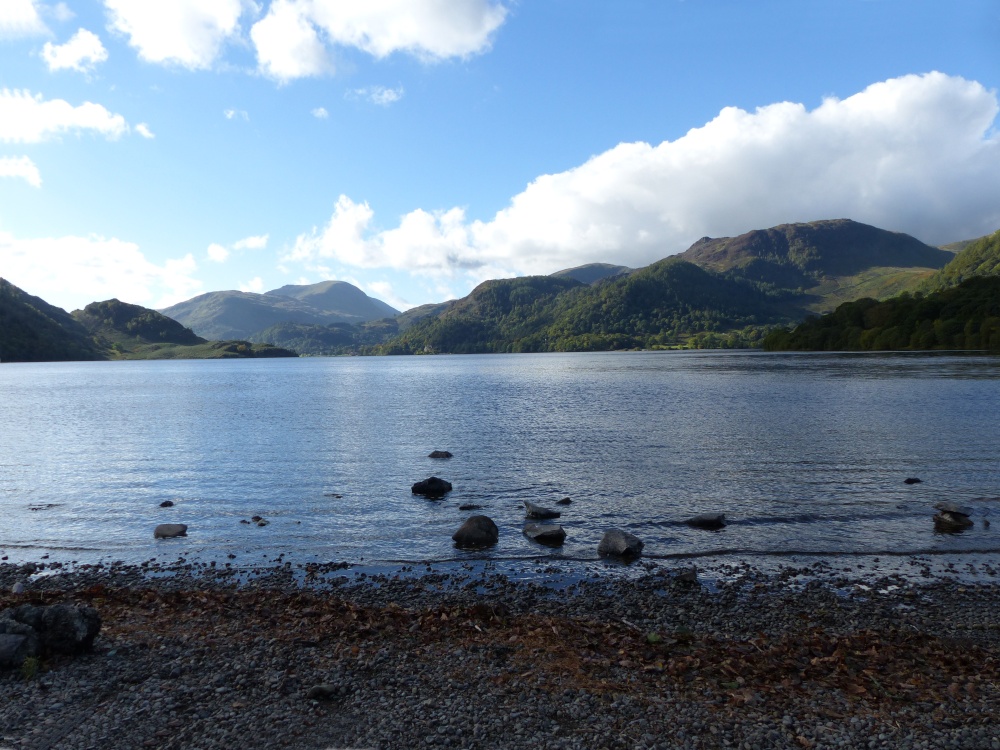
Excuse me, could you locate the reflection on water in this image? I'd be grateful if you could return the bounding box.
[1,351,999,571]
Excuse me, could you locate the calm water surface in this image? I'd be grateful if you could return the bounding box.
[2,351,999,574]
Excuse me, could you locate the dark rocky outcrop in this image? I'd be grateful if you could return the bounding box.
[523,501,560,520]
[523,523,566,546]
[160,500,175,507]
[0,604,101,666]
[556,497,573,505]
[412,477,453,497]
[685,513,726,530]
[904,477,923,485]
[452,515,499,548]
[598,529,644,559]
[428,450,453,459]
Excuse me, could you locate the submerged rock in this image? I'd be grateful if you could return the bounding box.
[458,503,483,511]
[412,477,453,497]
[523,501,560,520]
[523,522,566,546]
[453,515,499,548]
[685,513,726,530]
[154,523,188,539]
[598,529,644,559]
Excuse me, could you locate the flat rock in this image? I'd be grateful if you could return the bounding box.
[598,529,644,558]
[154,523,188,539]
[685,513,726,530]
[524,501,560,520]
[412,477,453,497]
[523,522,566,546]
[452,515,499,548]
[458,503,483,511]
[428,450,453,459]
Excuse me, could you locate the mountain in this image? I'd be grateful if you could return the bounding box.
[551,263,631,285]
[161,280,400,340]
[763,275,1000,352]
[922,229,1000,290]
[679,219,953,312]
[0,278,103,362]
[74,299,204,347]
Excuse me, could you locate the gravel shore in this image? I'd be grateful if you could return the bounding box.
[2,558,1000,750]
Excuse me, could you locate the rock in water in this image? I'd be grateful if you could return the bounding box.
[154,523,188,539]
[934,511,973,532]
[523,522,566,546]
[523,501,560,520]
[598,529,644,558]
[428,450,453,459]
[412,477,453,497]
[452,515,499,548]
[685,513,726,530]
[556,497,573,505]
[159,500,174,507]
[904,477,922,485]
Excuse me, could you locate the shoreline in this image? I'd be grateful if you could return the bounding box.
[3,560,1000,749]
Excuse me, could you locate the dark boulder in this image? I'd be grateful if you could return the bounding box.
[523,501,560,520]
[685,513,726,530]
[556,497,573,505]
[904,477,922,485]
[523,522,566,546]
[452,515,499,548]
[428,450,453,459]
[598,529,644,559]
[154,523,187,539]
[0,603,101,665]
[934,511,973,532]
[412,477,453,497]
[159,500,174,508]
[0,634,30,668]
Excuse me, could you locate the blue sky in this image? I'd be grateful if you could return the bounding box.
[1,1,999,313]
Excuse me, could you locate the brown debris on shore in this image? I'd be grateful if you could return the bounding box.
[2,563,1000,749]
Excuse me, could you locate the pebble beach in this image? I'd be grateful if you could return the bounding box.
[2,557,1000,750]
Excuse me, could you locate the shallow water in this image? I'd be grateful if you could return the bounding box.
[2,351,999,574]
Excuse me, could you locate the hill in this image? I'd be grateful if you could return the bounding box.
[162,280,399,340]
[679,219,952,312]
[763,276,1000,352]
[379,258,799,354]
[0,278,103,362]
[922,229,1000,291]
[550,263,631,285]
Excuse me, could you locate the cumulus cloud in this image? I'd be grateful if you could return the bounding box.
[311,106,328,119]
[233,233,268,250]
[0,231,202,311]
[0,0,47,38]
[286,73,1000,286]
[348,85,403,106]
[0,156,42,187]
[240,276,265,293]
[207,233,267,262]
[252,0,507,82]
[134,122,154,138]
[0,89,129,143]
[104,0,246,69]
[42,28,109,73]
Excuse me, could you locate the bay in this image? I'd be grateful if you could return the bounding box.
[2,351,999,574]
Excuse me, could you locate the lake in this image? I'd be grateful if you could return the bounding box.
[2,351,1000,577]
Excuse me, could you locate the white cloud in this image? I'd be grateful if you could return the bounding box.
[311,106,328,119]
[0,0,47,38]
[0,89,128,143]
[0,156,42,187]
[42,28,109,73]
[104,0,246,70]
[252,0,507,82]
[348,85,403,106]
[0,231,202,311]
[286,73,1000,285]
[224,108,249,121]
[207,242,229,263]
[365,280,409,311]
[239,276,265,293]
[134,122,154,138]
[233,233,268,250]
[48,3,74,22]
